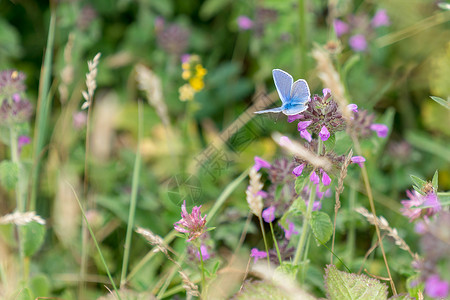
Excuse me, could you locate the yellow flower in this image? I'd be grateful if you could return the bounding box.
[179,84,195,101]
[182,70,191,80]
[181,62,190,71]
[195,64,207,78]
[189,76,204,91]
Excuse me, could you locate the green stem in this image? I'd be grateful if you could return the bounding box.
[258,216,271,267]
[30,5,56,211]
[120,100,143,288]
[269,222,282,265]
[346,186,356,262]
[68,183,122,300]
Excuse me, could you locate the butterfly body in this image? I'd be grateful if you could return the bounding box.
[255,69,310,116]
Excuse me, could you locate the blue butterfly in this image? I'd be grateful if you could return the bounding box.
[255,69,310,116]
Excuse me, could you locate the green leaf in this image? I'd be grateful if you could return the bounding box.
[324,265,388,300]
[15,287,32,300]
[410,175,426,193]
[324,134,336,152]
[430,96,450,109]
[432,170,439,190]
[406,131,450,163]
[29,274,50,298]
[388,294,415,300]
[19,221,46,257]
[294,174,307,194]
[276,261,301,280]
[437,192,450,206]
[310,211,333,244]
[0,160,18,190]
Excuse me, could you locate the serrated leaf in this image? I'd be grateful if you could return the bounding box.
[432,170,439,190]
[19,221,46,257]
[430,96,450,109]
[294,174,308,194]
[0,160,18,190]
[324,265,388,300]
[276,261,301,280]
[324,134,336,152]
[311,211,333,244]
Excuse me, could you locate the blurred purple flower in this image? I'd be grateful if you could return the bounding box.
[334,19,349,37]
[425,274,449,298]
[257,190,268,198]
[281,220,298,240]
[349,34,367,52]
[370,123,388,138]
[18,135,31,154]
[297,120,312,131]
[372,10,390,28]
[319,125,330,141]
[262,206,276,223]
[196,244,210,260]
[347,104,358,113]
[351,156,366,167]
[73,111,87,129]
[237,16,253,30]
[250,248,267,262]
[181,54,191,64]
[316,185,331,200]
[287,114,303,123]
[322,88,331,97]
[310,170,320,185]
[292,164,305,177]
[254,156,271,171]
[300,130,312,142]
[306,199,322,211]
[174,200,207,241]
[400,190,441,222]
[321,169,331,186]
[414,221,427,234]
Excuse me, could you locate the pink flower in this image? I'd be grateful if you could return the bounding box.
[316,186,331,200]
[257,190,268,198]
[237,16,253,30]
[12,93,21,103]
[262,206,276,223]
[174,200,207,241]
[279,136,293,147]
[250,248,267,262]
[196,244,210,260]
[321,169,331,186]
[300,130,312,142]
[292,164,305,177]
[372,10,390,28]
[297,120,312,132]
[347,104,358,113]
[287,114,303,123]
[181,54,191,63]
[281,220,298,240]
[254,156,271,171]
[322,88,331,97]
[400,190,441,222]
[73,111,87,129]
[310,170,320,185]
[306,199,322,211]
[370,123,388,138]
[425,274,449,298]
[349,34,367,52]
[319,125,330,141]
[351,156,366,168]
[334,19,349,37]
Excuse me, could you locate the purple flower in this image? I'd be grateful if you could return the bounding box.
[319,125,330,141]
[372,10,390,28]
[351,156,366,167]
[262,206,276,223]
[292,164,305,177]
[425,274,449,298]
[300,130,312,142]
[279,136,293,147]
[306,199,322,211]
[196,244,210,261]
[316,186,331,200]
[12,93,21,103]
[310,170,320,185]
[414,221,427,235]
[287,114,303,123]
[400,190,441,222]
[322,88,331,97]
[174,200,207,241]
[254,156,271,171]
[370,123,388,138]
[257,190,268,198]
[250,248,267,262]
[297,120,312,132]
[321,169,331,186]
[281,220,298,240]
[237,16,253,30]
[347,104,358,113]
[334,19,349,37]
[181,54,191,64]
[349,34,367,52]
[18,135,31,154]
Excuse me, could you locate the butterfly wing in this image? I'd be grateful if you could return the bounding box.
[254,106,284,114]
[282,103,308,115]
[290,79,310,105]
[272,69,293,104]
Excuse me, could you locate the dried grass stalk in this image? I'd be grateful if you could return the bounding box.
[0,211,45,225]
[81,52,101,109]
[246,168,264,217]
